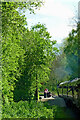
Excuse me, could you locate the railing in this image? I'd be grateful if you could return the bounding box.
[57,78,80,99]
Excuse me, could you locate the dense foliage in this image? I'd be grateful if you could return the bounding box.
[2,101,56,118]
[1,1,58,119]
[77,23,80,78]
[63,29,78,79]
[2,1,58,104]
[2,1,79,119]
[50,28,79,88]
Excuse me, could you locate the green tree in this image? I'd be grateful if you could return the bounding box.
[63,29,78,79]
[2,1,44,104]
[48,50,70,93]
[77,22,80,78]
[51,29,78,87]
[2,2,26,104]
[14,23,58,101]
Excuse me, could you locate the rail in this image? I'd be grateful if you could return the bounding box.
[57,78,80,109]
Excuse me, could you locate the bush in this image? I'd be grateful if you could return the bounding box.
[2,100,57,118]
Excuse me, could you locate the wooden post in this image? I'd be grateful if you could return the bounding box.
[62,87,63,95]
[72,87,74,98]
[56,80,59,96]
[35,73,38,101]
[67,86,68,97]
[77,84,80,105]
[57,88,59,96]
[57,85,59,96]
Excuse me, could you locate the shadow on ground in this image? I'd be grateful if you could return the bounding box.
[40,96,79,119]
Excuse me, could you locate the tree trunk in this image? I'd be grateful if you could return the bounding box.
[35,73,38,100]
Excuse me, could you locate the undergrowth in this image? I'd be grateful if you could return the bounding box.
[2,100,57,119]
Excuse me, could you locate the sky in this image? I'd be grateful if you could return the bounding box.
[25,0,79,44]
